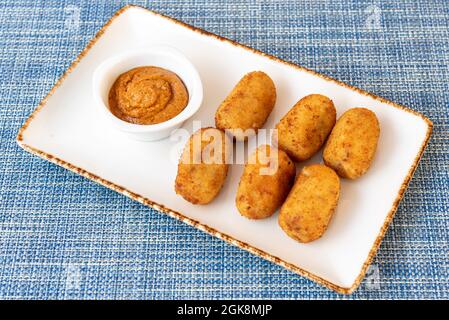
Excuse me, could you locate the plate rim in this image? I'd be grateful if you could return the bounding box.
[16,4,433,294]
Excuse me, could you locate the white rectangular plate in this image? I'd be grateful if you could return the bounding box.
[17,5,432,294]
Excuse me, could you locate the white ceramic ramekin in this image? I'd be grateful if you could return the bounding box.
[92,46,203,141]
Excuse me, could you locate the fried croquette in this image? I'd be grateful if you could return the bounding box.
[215,71,276,140]
[274,94,336,161]
[236,144,296,219]
[175,127,231,204]
[279,164,340,243]
[323,108,380,179]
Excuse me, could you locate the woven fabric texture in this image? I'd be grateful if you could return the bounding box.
[0,0,447,299]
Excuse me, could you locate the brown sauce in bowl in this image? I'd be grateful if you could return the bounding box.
[108,66,188,125]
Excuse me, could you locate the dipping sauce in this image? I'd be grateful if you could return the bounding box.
[108,66,188,125]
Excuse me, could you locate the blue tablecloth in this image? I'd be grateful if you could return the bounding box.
[0,0,447,299]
